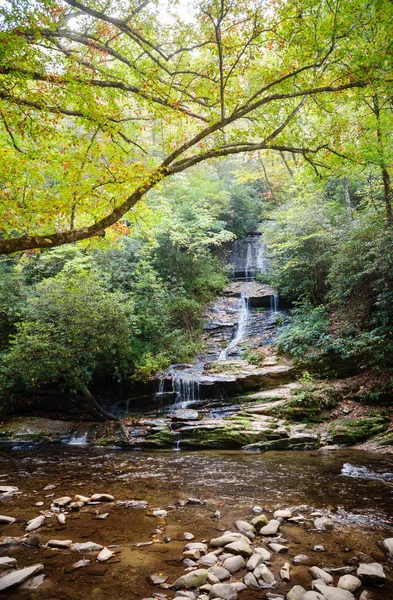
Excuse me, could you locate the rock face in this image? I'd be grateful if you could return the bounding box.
[172,569,209,590]
[357,563,386,585]
[0,564,44,592]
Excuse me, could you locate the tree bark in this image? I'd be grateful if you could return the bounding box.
[382,167,393,225]
[83,387,119,422]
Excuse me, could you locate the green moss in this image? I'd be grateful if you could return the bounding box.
[327,417,389,444]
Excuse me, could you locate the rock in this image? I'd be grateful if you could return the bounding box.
[293,555,312,565]
[359,592,372,600]
[185,542,208,552]
[337,575,361,592]
[183,549,201,560]
[69,501,84,510]
[314,517,333,531]
[254,563,276,586]
[0,515,16,525]
[57,514,66,525]
[70,559,90,571]
[213,510,221,519]
[149,573,169,585]
[309,567,334,585]
[211,533,249,547]
[311,580,326,591]
[187,497,205,505]
[235,520,255,533]
[174,592,195,600]
[25,516,45,532]
[97,547,113,562]
[172,569,209,589]
[247,553,267,570]
[357,563,385,586]
[24,534,41,547]
[53,496,72,507]
[0,564,44,592]
[254,547,271,560]
[184,532,195,540]
[200,584,212,592]
[301,593,326,600]
[324,568,355,575]
[287,586,307,600]
[244,572,261,590]
[210,583,237,600]
[260,520,280,535]
[252,506,263,513]
[313,546,326,552]
[280,563,291,582]
[224,540,253,557]
[183,559,197,568]
[0,557,17,569]
[250,514,269,530]
[208,567,230,581]
[0,485,19,496]
[223,556,245,573]
[232,582,247,592]
[208,574,220,585]
[153,509,168,517]
[381,538,393,556]
[199,553,219,567]
[95,512,109,520]
[312,584,355,600]
[274,510,292,519]
[172,410,199,421]
[90,493,114,502]
[47,539,72,549]
[75,494,90,503]
[268,543,288,554]
[35,501,44,507]
[71,542,103,553]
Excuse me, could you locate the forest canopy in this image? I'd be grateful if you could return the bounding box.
[1,0,392,254]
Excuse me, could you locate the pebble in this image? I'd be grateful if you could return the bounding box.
[244,572,261,591]
[381,538,393,556]
[148,572,168,585]
[268,543,288,554]
[187,497,204,505]
[183,559,197,568]
[0,515,16,525]
[250,514,269,530]
[174,592,195,600]
[224,540,253,557]
[53,496,72,507]
[235,520,255,533]
[25,516,45,532]
[313,584,355,600]
[301,592,325,600]
[287,585,307,600]
[47,539,72,549]
[90,493,114,502]
[71,542,103,553]
[223,555,245,573]
[35,502,44,507]
[293,555,311,565]
[313,545,326,552]
[314,517,334,531]
[309,567,333,585]
[153,509,168,517]
[338,575,361,592]
[0,556,17,569]
[274,510,292,519]
[280,562,291,582]
[184,532,195,540]
[247,553,267,570]
[199,552,219,567]
[208,566,230,581]
[97,547,113,562]
[260,520,280,536]
[172,569,209,590]
[254,563,276,585]
[252,506,263,513]
[95,513,109,520]
[57,514,66,525]
[210,583,238,600]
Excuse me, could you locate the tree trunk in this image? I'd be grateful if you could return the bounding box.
[342,177,353,225]
[382,167,393,225]
[83,387,119,421]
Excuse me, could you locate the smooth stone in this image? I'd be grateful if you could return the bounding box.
[0,564,44,592]
[208,574,220,585]
[359,592,373,600]
[74,494,90,503]
[183,559,197,568]
[183,549,201,560]
[174,593,195,600]
[254,563,276,585]
[90,493,114,502]
[280,563,291,582]
[250,514,269,530]
[267,595,285,600]
[97,547,113,562]
[69,501,84,510]
[185,542,208,552]
[184,532,195,540]
[210,583,237,600]
[312,585,355,600]
[235,520,255,533]
[253,547,271,560]
[95,513,109,520]
[47,539,72,549]
[35,502,44,507]
[71,542,103,553]
[313,546,326,552]
[311,580,326,591]
[301,593,326,600]
[172,409,199,421]
[338,575,361,592]
[19,574,45,590]
[232,582,247,592]
[252,506,263,513]
[211,533,249,547]
[224,541,253,557]
[69,559,90,571]
[274,510,292,520]
[53,496,72,507]
[149,573,169,585]
[153,509,168,517]
[357,563,385,585]
[268,543,288,554]
[24,534,41,547]
[57,514,66,525]
[0,486,18,495]
[247,554,267,570]
[0,515,16,525]
[244,572,261,590]
[310,567,334,584]
[0,557,17,569]
[208,567,230,581]
[314,517,334,531]
[381,538,393,556]
[293,555,312,565]
[223,556,245,573]
[200,584,212,592]
[172,569,209,589]
[260,520,280,536]
[25,516,45,532]
[199,553,219,567]
[287,586,307,600]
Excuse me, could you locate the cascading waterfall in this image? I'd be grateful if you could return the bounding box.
[270,293,279,313]
[219,294,250,360]
[245,243,253,281]
[68,428,88,445]
[172,372,200,408]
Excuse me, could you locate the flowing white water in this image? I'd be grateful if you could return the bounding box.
[245,242,253,280]
[68,431,88,445]
[270,293,279,313]
[219,294,250,360]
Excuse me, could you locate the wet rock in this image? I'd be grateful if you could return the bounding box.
[53,496,72,507]
[211,533,249,547]
[210,583,237,600]
[149,573,168,585]
[57,514,66,525]
[313,584,355,600]
[287,586,307,600]
[0,557,17,569]
[97,547,113,562]
[208,567,230,581]
[71,542,103,553]
[381,538,393,556]
[309,567,333,585]
[0,515,16,525]
[235,520,255,533]
[199,553,219,567]
[244,572,261,591]
[172,410,199,421]
[184,532,195,540]
[314,517,334,531]
[357,563,385,586]
[223,555,245,573]
[337,575,361,592]
[293,555,312,565]
[25,516,45,532]
[0,563,44,592]
[260,520,280,535]
[47,539,72,549]
[274,510,292,520]
[250,514,269,530]
[301,593,326,600]
[224,540,253,557]
[280,563,291,582]
[172,569,209,589]
[268,543,288,554]
[254,563,276,585]
[90,493,114,502]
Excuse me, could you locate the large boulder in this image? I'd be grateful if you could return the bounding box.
[172,569,209,590]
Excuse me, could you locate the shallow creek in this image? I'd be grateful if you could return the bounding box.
[0,447,392,599]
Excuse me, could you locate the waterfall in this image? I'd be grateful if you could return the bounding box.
[270,293,279,313]
[219,294,249,360]
[245,242,253,281]
[170,369,201,409]
[68,427,89,445]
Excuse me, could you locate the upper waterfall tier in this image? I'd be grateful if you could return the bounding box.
[229,235,268,281]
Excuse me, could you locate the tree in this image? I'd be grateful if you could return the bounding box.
[0,0,389,254]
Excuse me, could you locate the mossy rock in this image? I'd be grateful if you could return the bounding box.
[145,427,173,447]
[371,429,393,447]
[325,417,389,444]
[180,427,258,449]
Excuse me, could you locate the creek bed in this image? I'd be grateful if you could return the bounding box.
[0,447,392,599]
